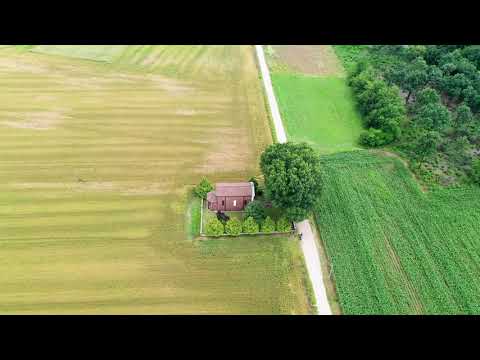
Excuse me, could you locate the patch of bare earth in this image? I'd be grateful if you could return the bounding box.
[271,45,344,76]
[197,127,251,174]
[1,110,70,130]
[0,57,50,74]
[148,75,196,95]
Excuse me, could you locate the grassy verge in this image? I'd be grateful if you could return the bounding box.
[186,192,202,240]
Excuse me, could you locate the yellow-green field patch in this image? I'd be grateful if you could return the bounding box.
[0,46,311,314]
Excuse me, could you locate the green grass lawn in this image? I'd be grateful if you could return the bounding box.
[0,45,312,314]
[272,74,363,154]
[316,151,480,314]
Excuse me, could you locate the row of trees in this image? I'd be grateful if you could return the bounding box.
[205,215,292,236]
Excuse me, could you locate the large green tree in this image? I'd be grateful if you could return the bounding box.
[387,57,429,104]
[260,143,323,222]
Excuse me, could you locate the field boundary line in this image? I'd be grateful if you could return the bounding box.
[255,45,332,315]
[255,45,287,143]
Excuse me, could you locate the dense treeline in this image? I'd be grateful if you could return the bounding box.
[344,45,480,186]
[349,62,405,147]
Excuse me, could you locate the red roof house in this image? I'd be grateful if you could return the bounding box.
[207,182,255,211]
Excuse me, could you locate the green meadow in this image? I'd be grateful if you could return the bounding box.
[272,74,363,154]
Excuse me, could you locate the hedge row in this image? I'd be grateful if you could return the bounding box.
[204,216,292,237]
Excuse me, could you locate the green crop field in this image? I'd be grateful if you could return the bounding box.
[266,45,363,154]
[0,45,312,314]
[316,151,480,314]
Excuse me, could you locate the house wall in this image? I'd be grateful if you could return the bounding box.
[208,196,252,212]
[208,201,218,211]
[225,196,251,211]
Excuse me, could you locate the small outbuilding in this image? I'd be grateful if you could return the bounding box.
[207,182,255,211]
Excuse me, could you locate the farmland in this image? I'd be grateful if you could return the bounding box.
[265,45,480,315]
[316,151,480,314]
[266,45,363,154]
[0,45,312,314]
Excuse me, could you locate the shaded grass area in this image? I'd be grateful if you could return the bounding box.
[0,45,311,314]
[271,74,363,154]
[186,192,202,239]
[315,151,480,314]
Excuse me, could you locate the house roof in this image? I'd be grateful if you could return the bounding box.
[206,191,217,202]
[215,182,253,197]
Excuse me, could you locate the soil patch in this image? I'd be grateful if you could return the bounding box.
[271,45,344,76]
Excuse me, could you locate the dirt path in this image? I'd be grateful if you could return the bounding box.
[255,45,332,315]
[255,45,287,143]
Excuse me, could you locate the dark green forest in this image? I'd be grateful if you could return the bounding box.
[338,45,480,187]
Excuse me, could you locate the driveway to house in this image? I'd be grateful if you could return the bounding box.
[255,45,332,315]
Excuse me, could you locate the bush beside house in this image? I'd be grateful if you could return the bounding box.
[205,218,224,236]
[242,216,260,234]
[261,216,276,232]
[194,177,213,199]
[244,200,266,222]
[277,217,292,232]
[225,218,242,236]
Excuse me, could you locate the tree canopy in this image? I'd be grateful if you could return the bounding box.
[194,177,213,199]
[260,142,323,221]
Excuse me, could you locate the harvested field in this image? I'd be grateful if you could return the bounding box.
[0,46,311,314]
[270,45,344,76]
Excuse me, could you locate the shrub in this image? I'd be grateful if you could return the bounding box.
[205,218,224,236]
[277,217,292,232]
[225,218,242,236]
[472,159,480,185]
[261,216,276,233]
[242,216,259,233]
[244,200,266,222]
[194,177,213,199]
[249,176,263,196]
[359,128,390,147]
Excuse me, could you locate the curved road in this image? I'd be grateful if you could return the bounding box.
[255,45,332,315]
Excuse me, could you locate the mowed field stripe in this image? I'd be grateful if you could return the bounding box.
[0,46,313,314]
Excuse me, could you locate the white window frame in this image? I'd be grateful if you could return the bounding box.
[233,200,237,207]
